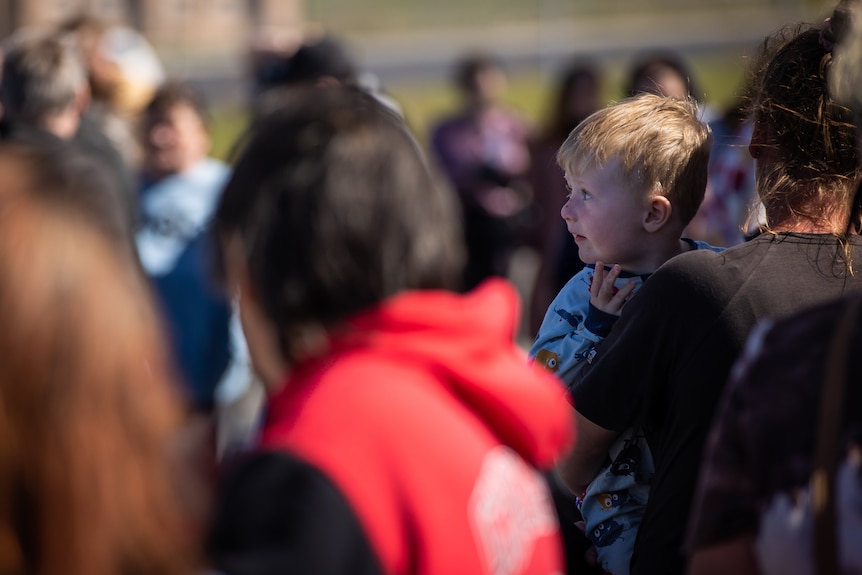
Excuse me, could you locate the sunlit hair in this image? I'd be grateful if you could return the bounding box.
[745,19,860,235]
[215,86,464,362]
[0,172,197,574]
[0,31,86,124]
[556,93,712,226]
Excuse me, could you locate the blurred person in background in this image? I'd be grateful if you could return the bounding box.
[249,32,401,121]
[58,13,166,174]
[206,85,573,575]
[136,80,232,416]
[0,141,202,575]
[430,52,534,291]
[687,93,760,247]
[625,50,718,122]
[687,2,862,573]
[0,28,136,231]
[527,60,603,334]
[626,49,759,247]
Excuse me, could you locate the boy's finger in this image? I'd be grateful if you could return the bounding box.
[603,264,622,294]
[590,261,605,296]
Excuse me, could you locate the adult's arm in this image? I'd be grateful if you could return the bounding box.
[688,535,760,575]
[556,410,618,494]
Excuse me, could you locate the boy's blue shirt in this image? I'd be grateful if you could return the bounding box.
[529,239,723,385]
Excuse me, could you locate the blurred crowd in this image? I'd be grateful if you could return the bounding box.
[2,2,862,574]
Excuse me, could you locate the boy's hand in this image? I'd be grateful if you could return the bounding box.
[590,262,637,316]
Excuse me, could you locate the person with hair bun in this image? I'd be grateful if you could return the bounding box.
[557,5,862,574]
[687,2,862,574]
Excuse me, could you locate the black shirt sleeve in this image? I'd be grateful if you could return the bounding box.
[569,251,729,434]
[568,264,682,432]
[207,451,384,575]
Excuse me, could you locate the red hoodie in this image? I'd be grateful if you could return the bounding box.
[209,279,574,575]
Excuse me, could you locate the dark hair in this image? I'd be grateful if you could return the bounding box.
[145,81,210,129]
[0,141,136,260]
[453,52,503,93]
[625,51,700,101]
[252,35,357,96]
[215,86,464,360]
[746,19,860,234]
[545,60,601,142]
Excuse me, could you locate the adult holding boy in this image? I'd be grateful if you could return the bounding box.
[557,10,862,575]
[530,93,717,575]
[687,1,862,573]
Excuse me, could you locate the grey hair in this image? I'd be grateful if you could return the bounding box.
[0,30,87,123]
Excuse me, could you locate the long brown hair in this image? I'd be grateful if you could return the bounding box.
[746,18,860,234]
[0,156,198,575]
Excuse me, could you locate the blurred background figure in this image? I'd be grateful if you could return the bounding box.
[626,51,688,97]
[527,59,603,334]
[249,32,400,121]
[250,33,357,115]
[136,80,232,416]
[0,28,136,232]
[0,141,201,575]
[688,93,760,246]
[58,13,165,174]
[0,31,89,140]
[429,51,534,291]
[625,50,717,121]
[625,49,759,247]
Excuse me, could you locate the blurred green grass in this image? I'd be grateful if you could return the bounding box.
[209,52,751,162]
[302,0,825,34]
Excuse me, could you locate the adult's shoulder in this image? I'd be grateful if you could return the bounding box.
[645,244,734,297]
[663,243,727,273]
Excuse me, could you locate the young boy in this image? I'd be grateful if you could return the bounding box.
[530,93,718,575]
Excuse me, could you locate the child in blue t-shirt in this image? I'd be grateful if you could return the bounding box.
[530,93,721,575]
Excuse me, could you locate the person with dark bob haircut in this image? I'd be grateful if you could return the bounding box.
[206,86,575,575]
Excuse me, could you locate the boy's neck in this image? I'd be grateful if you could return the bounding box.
[622,235,694,275]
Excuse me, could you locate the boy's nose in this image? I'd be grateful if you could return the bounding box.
[560,198,575,221]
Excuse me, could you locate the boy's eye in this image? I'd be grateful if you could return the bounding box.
[581,189,592,200]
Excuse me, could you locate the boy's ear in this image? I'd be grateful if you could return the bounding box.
[642,195,672,232]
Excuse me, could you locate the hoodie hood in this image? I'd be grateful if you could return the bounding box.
[313,279,574,469]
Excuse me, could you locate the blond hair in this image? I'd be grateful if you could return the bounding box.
[556,93,712,225]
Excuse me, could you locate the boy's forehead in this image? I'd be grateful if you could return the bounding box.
[566,155,620,179]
